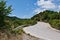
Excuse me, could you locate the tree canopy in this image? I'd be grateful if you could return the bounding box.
[0,1,12,29]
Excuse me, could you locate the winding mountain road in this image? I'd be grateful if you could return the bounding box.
[23,22,60,40]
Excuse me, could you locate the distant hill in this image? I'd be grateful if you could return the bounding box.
[4,16,37,29]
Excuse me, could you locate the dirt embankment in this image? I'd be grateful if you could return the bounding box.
[0,32,41,40]
[0,31,22,40]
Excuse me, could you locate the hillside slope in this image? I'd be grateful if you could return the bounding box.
[31,10,60,30]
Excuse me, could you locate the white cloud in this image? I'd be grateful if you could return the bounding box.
[34,0,60,14]
[21,15,31,19]
[34,8,46,14]
[58,5,60,9]
[57,5,60,12]
[22,15,27,18]
[37,0,56,9]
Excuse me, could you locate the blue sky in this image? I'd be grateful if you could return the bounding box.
[6,0,37,18]
[6,0,60,18]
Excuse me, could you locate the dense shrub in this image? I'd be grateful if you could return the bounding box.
[49,20,60,30]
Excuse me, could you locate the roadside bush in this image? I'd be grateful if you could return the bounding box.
[49,20,60,30]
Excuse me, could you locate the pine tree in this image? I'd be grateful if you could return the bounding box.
[0,0,12,29]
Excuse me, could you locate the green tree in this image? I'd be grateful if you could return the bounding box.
[0,1,12,29]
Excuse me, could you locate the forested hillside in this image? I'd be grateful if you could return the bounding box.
[31,10,60,30]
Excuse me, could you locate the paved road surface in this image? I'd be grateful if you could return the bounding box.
[23,22,60,40]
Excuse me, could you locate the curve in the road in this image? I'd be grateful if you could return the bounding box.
[23,22,60,40]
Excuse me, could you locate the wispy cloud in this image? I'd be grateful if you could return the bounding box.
[37,0,56,9]
[34,0,60,14]
[34,8,46,14]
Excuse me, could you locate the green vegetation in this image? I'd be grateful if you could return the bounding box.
[0,1,12,30]
[49,20,60,30]
[31,10,60,30]
[0,0,37,34]
[4,16,37,34]
[6,16,37,28]
[0,0,60,35]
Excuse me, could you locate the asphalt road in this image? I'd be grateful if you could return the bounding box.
[23,22,60,40]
